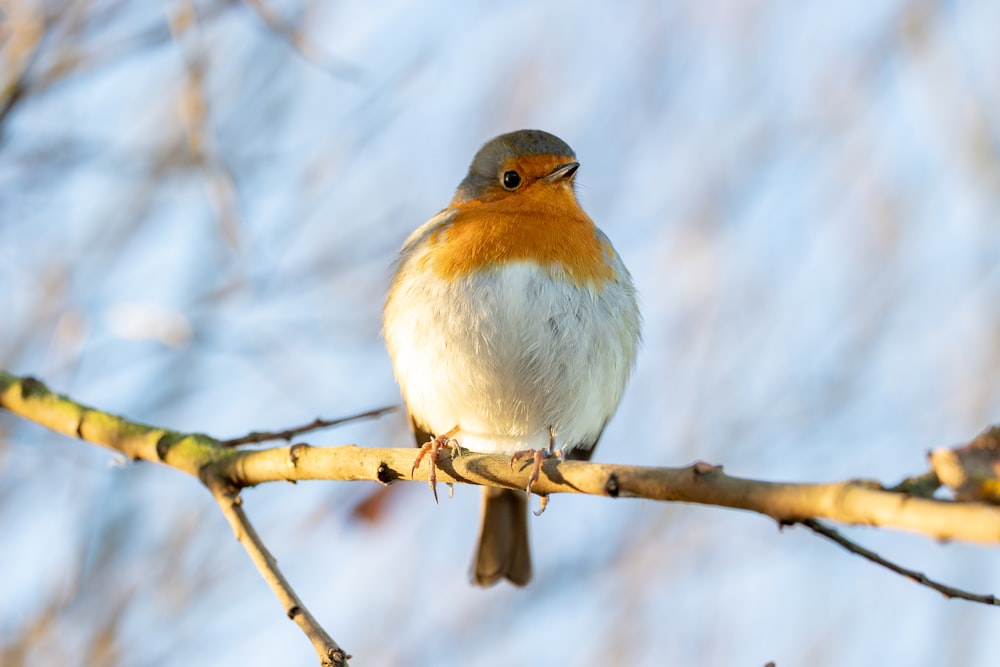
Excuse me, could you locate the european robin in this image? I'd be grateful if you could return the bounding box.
[383,129,640,586]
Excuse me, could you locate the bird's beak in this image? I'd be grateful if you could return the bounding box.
[545,161,579,182]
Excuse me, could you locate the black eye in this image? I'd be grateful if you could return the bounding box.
[502,170,521,190]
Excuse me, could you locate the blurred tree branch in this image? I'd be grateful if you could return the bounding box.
[240,0,365,81]
[3,369,1000,664]
[0,0,235,141]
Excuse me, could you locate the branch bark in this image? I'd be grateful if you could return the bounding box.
[4,370,1000,543]
[0,371,1000,544]
[0,371,351,666]
[3,370,1000,662]
[204,473,351,665]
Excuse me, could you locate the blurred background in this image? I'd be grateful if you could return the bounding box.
[3,1,1000,665]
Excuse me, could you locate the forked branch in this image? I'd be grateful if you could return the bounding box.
[3,370,999,665]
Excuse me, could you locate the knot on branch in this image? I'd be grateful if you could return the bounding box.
[327,648,352,666]
[289,442,310,465]
[931,427,1000,504]
[156,433,176,461]
[76,407,89,438]
[692,461,723,476]
[376,462,401,485]
[605,472,620,497]
[19,376,46,398]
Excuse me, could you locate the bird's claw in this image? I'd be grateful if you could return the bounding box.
[412,433,460,503]
[510,446,562,515]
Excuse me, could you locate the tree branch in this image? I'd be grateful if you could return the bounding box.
[209,444,1000,545]
[4,368,1000,542]
[218,407,397,447]
[4,369,1000,663]
[800,519,999,605]
[203,472,351,665]
[240,0,364,82]
[0,371,350,666]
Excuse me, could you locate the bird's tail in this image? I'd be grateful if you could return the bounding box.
[472,486,532,586]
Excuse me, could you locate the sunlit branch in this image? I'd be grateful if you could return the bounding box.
[4,367,1000,663]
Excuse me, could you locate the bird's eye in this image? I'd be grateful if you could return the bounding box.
[501,170,522,190]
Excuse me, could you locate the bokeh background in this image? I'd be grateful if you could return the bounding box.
[3,1,1000,665]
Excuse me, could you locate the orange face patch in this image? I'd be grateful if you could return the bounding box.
[429,178,618,288]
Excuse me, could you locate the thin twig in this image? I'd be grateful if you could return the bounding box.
[801,519,1000,605]
[206,477,351,666]
[218,405,397,447]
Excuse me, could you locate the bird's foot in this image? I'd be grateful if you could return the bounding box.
[510,446,563,516]
[412,427,461,503]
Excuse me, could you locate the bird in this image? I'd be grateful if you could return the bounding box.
[383,129,640,586]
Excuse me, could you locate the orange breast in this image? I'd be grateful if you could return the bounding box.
[427,185,618,288]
